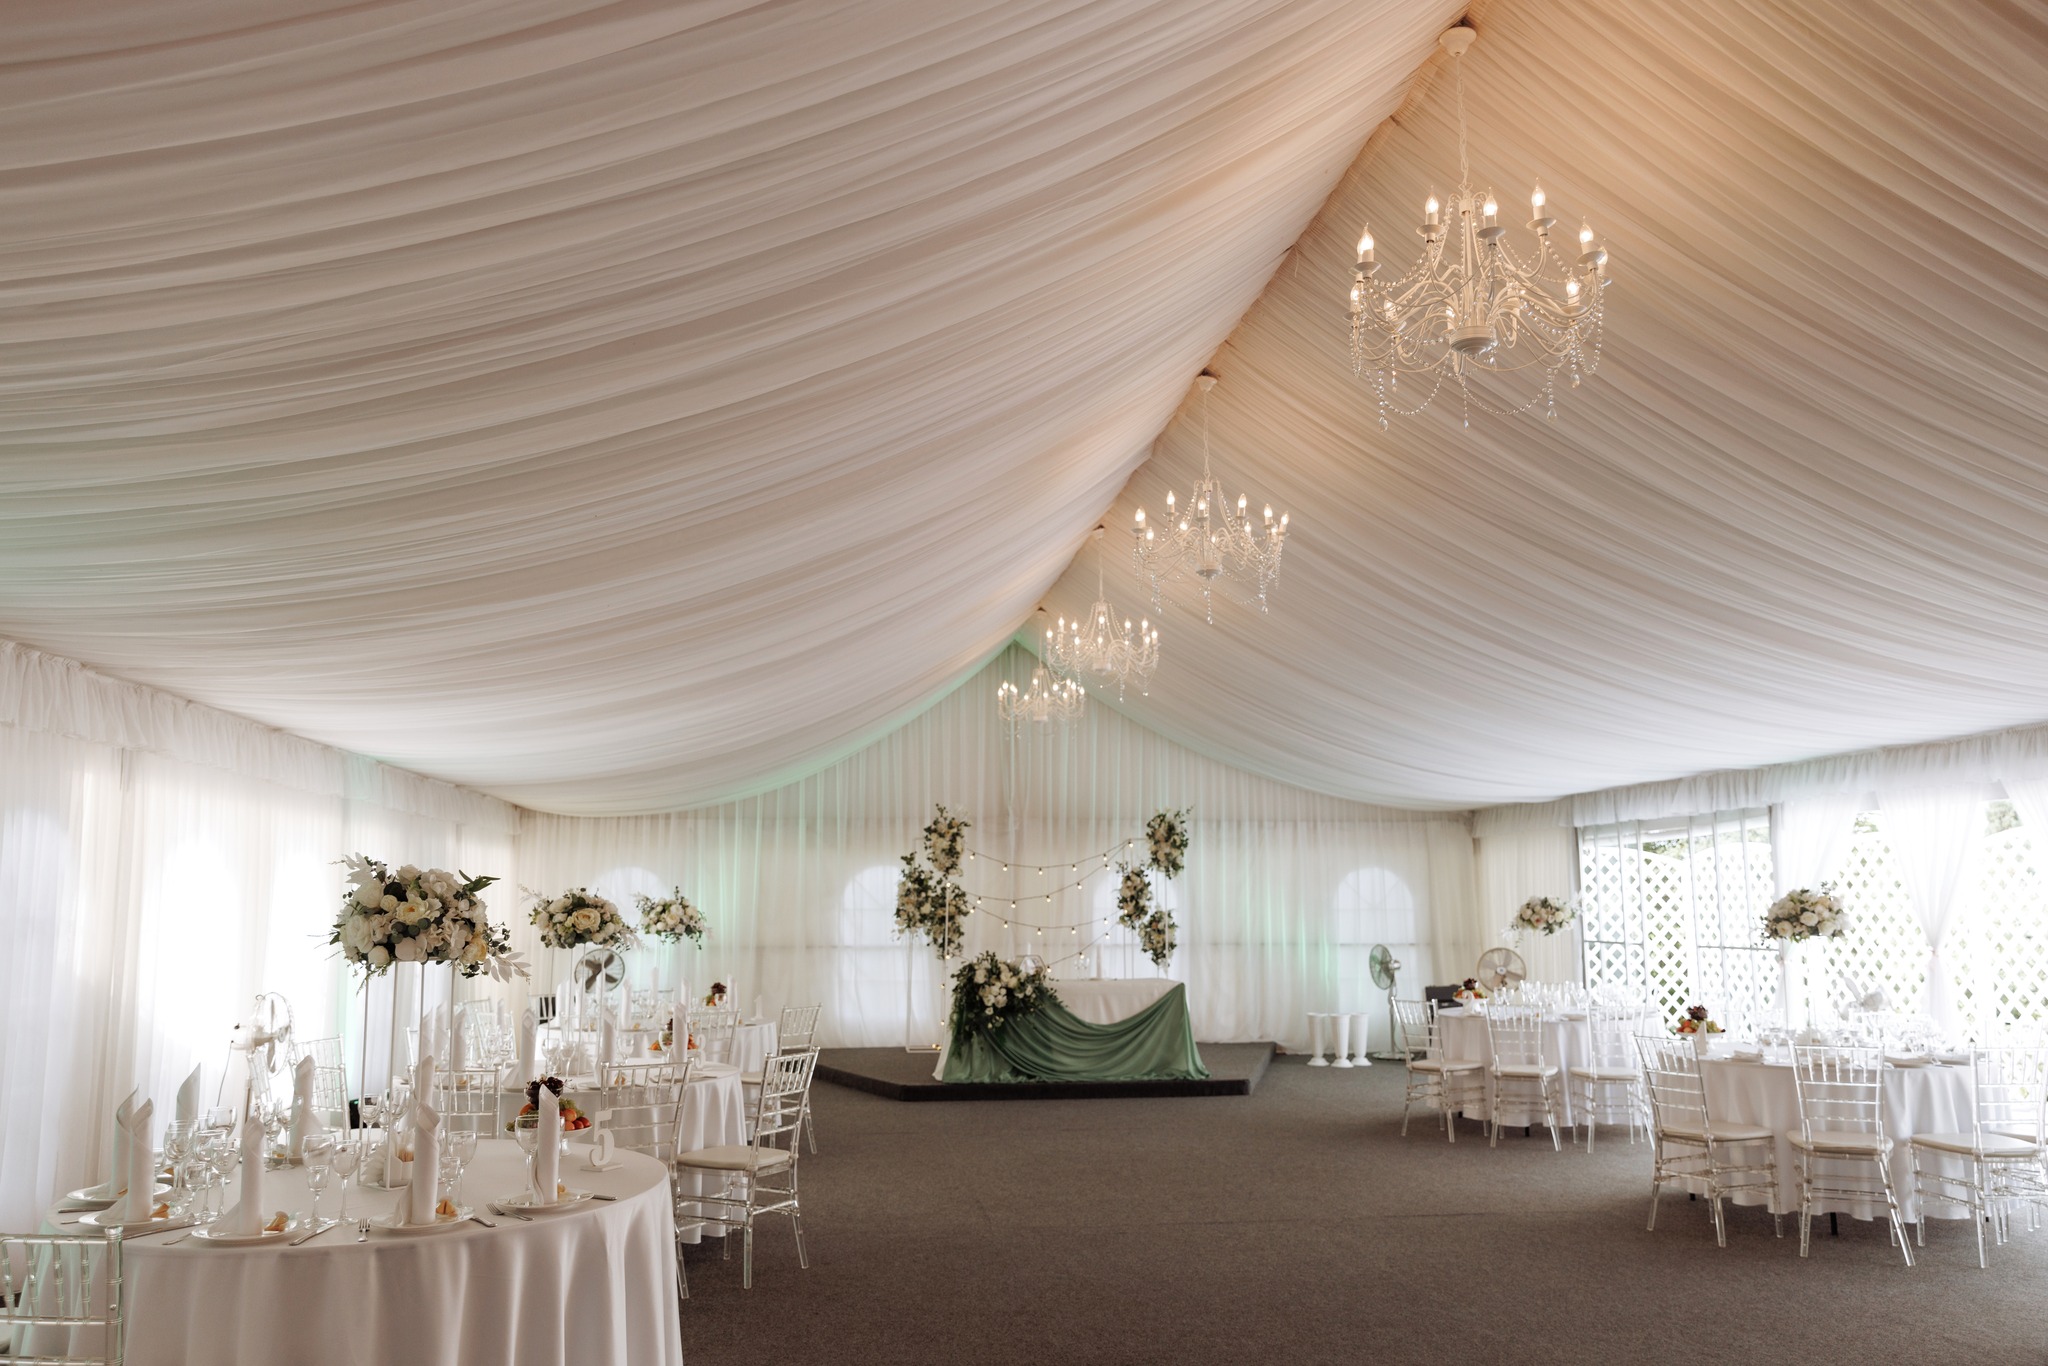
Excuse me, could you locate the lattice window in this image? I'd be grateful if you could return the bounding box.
[1790,813,1925,1020]
[1947,803,2048,1034]
[1578,811,1775,1029]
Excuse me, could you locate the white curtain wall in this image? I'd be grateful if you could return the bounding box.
[0,641,518,1231]
[516,644,1477,1055]
[1473,825,1580,985]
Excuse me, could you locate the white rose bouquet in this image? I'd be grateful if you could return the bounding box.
[949,950,1058,1036]
[1115,862,1153,929]
[1511,895,1578,938]
[1764,886,1847,943]
[923,805,971,878]
[1145,809,1189,878]
[635,889,707,946]
[529,887,639,952]
[1137,908,1178,967]
[331,855,525,981]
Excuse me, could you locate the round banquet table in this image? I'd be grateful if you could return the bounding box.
[40,1140,681,1366]
[1435,1008,1627,1128]
[728,1020,778,1077]
[1695,1053,1975,1224]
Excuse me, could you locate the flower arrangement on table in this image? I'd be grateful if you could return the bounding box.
[507,1077,591,1132]
[949,951,1058,1035]
[1511,895,1578,938]
[702,981,728,1008]
[1763,886,1847,943]
[1145,809,1190,878]
[529,887,639,952]
[923,806,971,878]
[635,888,707,946]
[1674,1005,1723,1035]
[895,854,969,958]
[1454,977,1489,1003]
[331,855,526,980]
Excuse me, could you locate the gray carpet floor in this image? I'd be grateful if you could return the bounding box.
[677,1055,2048,1365]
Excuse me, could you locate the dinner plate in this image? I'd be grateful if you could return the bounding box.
[369,1206,473,1236]
[189,1219,300,1246]
[495,1190,594,1216]
[73,1208,191,1233]
[63,1180,169,1211]
[1884,1054,1933,1068]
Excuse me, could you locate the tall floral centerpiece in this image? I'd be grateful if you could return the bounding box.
[894,855,968,959]
[1113,808,1189,969]
[331,856,523,981]
[530,888,639,952]
[1510,895,1577,939]
[635,889,707,947]
[1763,886,1847,943]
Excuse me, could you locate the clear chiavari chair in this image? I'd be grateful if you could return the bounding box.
[1789,1043,1912,1264]
[1483,1004,1563,1149]
[298,1036,350,1129]
[1908,1042,2048,1267]
[0,1229,124,1365]
[689,1006,740,1066]
[1393,999,1482,1143]
[1568,1006,1649,1152]
[672,1049,818,1289]
[1638,1035,1780,1245]
[435,1066,505,1136]
[744,1005,824,1153]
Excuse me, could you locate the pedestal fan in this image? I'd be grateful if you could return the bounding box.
[1476,947,1527,993]
[1368,944,1404,1060]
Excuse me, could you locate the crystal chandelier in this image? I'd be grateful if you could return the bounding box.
[996,660,1085,732]
[1347,24,1610,428]
[1130,373,1288,624]
[1047,529,1159,701]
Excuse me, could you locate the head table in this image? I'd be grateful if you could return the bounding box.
[38,1141,683,1366]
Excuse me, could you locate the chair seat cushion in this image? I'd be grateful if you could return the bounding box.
[1787,1129,1889,1154]
[1567,1066,1638,1081]
[739,1072,762,1086]
[1910,1130,2043,1158]
[674,1144,793,1173]
[1492,1063,1559,1078]
[1661,1122,1774,1144]
[1409,1059,1483,1073]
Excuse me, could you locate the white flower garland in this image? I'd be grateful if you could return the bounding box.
[924,806,970,878]
[1764,886,1847,943]
[331,854,525,981]
[1511,895,1578,938]
[1145,809,1189,878]
[635,888,707,946]
[529,887,639,952]
[1114,861,1177,967]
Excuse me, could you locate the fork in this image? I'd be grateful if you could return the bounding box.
[490,1204,533,1222]
[355,1218,371,1242]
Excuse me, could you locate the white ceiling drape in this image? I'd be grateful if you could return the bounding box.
[0,0,1460,815]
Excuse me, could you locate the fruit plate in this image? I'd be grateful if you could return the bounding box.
[495,1190,594,1216]
[369,1206,473,1237]
[190,1218,301,1246]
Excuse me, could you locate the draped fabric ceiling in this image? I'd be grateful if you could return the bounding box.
[3,0,2046,815]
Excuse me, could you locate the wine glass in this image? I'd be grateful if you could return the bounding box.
[330,1136,360,1220]
[303,1133,335,1220]
[448,1128,479,1206]
[162,1121,193,1211]
[359,1094,382,1134]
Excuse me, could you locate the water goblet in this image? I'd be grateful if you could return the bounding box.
[449,1128,479,1206]
[512,1113,542,1200]
[330,1136,360,1220]
[303,1133,336,1219]
[163,1121,193,1211]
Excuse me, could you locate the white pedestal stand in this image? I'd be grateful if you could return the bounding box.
[1349,1013,1374,1067]
[1307,1013,1330,1066]
[1331,1015,1354,1068]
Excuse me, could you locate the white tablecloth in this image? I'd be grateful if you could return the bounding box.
[730,1020,778,1076]
[40,1141,680,1366]
[1698,1056,1975,1223]
[1435,1008,1620,1127]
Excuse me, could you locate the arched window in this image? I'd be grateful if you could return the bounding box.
[1334,867,1424,1048]
[833,864,911,1044]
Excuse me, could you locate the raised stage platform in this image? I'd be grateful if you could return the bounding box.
[815,1042,1276,1101]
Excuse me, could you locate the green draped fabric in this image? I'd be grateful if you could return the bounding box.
[942,983,1209,1083]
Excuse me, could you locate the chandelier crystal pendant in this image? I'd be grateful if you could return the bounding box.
[1130,373,1288,624]
[1047,529,1160,701]
[1347,24,1610,428]
[996,660,1086,732]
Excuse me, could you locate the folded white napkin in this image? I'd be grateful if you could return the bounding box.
[518,1008,537,1084]
[225,1108,266,1235]
[600,1016,616,1076]
[450,1015,468,1075]
[288,1055,315,1159]
[534,1086,561,1204]
[420,1007,441,1070]
[408,1094,441,1225]
[175,1065,202,1130]
[117,1099,155,1222]
[106,1089,137,1196]
[754,995,765,1023]
[675,977,690,1035]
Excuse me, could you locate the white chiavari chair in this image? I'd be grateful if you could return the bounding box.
[1908,1042,2048,1267]
[672,1049,818,1289]
[1483,1005,1562,1149]
[1392,999,1481,1142]
[1789,1044,1912,1264]
[0,1229,124,1365]
[1568,1006,1648,1152]
[1638,1035,1779,1245]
